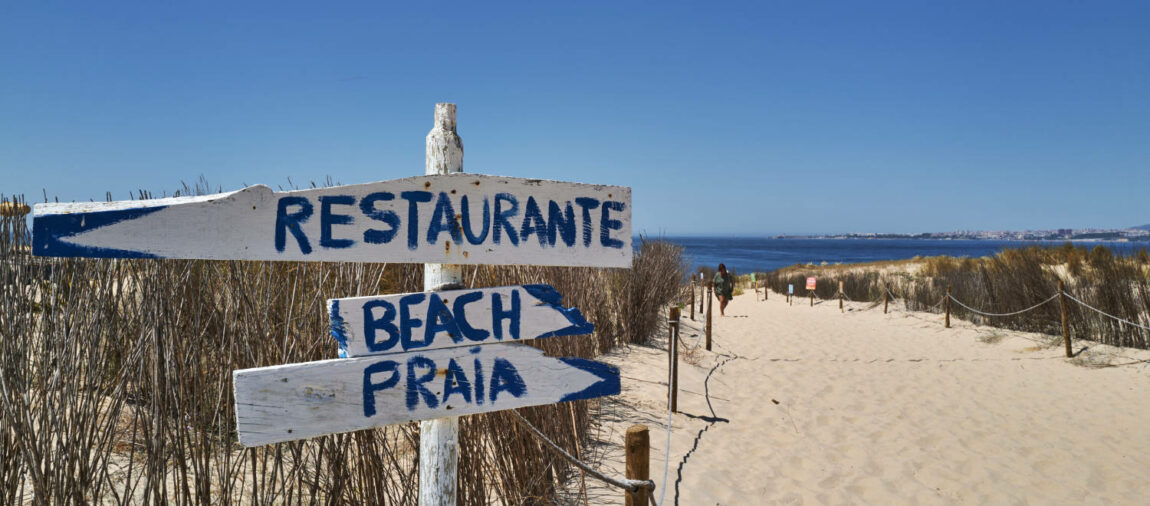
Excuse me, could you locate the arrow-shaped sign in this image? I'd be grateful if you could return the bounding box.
[32,174,632,268]
[329,284,593,357]
[233,343,620,446]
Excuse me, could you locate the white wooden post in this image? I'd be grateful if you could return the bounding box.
[420,103,463,506]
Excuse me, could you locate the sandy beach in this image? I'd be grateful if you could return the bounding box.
[564,290,1150,505]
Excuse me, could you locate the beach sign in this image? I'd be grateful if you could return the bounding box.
[788,284,794,295]
[328,284,593,357]
[31,174,632,268]
[806,277,817,291]
[233,343,619,446]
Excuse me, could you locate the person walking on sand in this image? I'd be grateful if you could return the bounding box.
[713,263,734,316]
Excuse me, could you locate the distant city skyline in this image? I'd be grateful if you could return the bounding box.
[3,2,1147,235]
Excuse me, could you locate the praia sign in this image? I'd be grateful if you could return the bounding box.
[234,343,618,446]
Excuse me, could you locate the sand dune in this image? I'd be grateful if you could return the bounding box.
[562,291,1150,505]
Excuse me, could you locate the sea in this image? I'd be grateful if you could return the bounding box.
[660,237,1145,275]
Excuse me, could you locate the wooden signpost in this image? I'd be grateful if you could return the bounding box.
[32,103,630,505]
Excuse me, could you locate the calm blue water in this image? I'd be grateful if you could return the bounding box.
[661,237,1145,275]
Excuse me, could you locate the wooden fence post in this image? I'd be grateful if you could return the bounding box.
[420,103,464,506]
[810,290,813,307]
[883,285,889,314]
[839,280,844,312]
[668,307,680,412]
[705,283,713,351]
[763,281,768,301]
[944,285,951,329]
[1059,280,1072,358]
[625,425,650,506]
[690,280,695,321]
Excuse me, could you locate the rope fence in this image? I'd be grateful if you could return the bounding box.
[1062,292,1150,332]
[947,293,1060,318]
[774,281,1148,352]
[511,410,658,505]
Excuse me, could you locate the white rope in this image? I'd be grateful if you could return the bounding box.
[947,293,1060,317]
[1063,292,1150,331]
[510,410,657,502]
[928,297,946,311]
[683,329,704,351]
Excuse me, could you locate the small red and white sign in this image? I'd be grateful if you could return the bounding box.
[806,277,817,291]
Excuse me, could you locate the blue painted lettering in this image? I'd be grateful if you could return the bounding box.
[399,191,432,250]
[491,290,521,341]
[320,195,355,249]
[399,293,428,350]
[600,201,625,249]
[519,196,548,247]
[547,200,576,247]
[424,294,463,347]
[275,197,313,254]
[574,197,600,247]
[453,291,489,342]
[493,193,519,245]
[405,356,439,409]
[460,195,490,244]
[360,192,400,244]
[363,300,400,352]
[362,359,400,417]
[489,357,527,402]
[427,192,462,245]
[442,358,472,405]
[472,356,485,405]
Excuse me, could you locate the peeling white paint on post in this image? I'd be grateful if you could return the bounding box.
[422,103,463,506]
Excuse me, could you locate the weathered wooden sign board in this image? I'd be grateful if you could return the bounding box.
[329,284,593,357]
[233,343,619,446]
[31,174,632,267]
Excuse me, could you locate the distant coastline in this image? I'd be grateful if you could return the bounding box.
[773,228,1149,243]
[662,236,1146,276]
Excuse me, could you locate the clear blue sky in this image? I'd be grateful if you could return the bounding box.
[2,1,1147,235]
